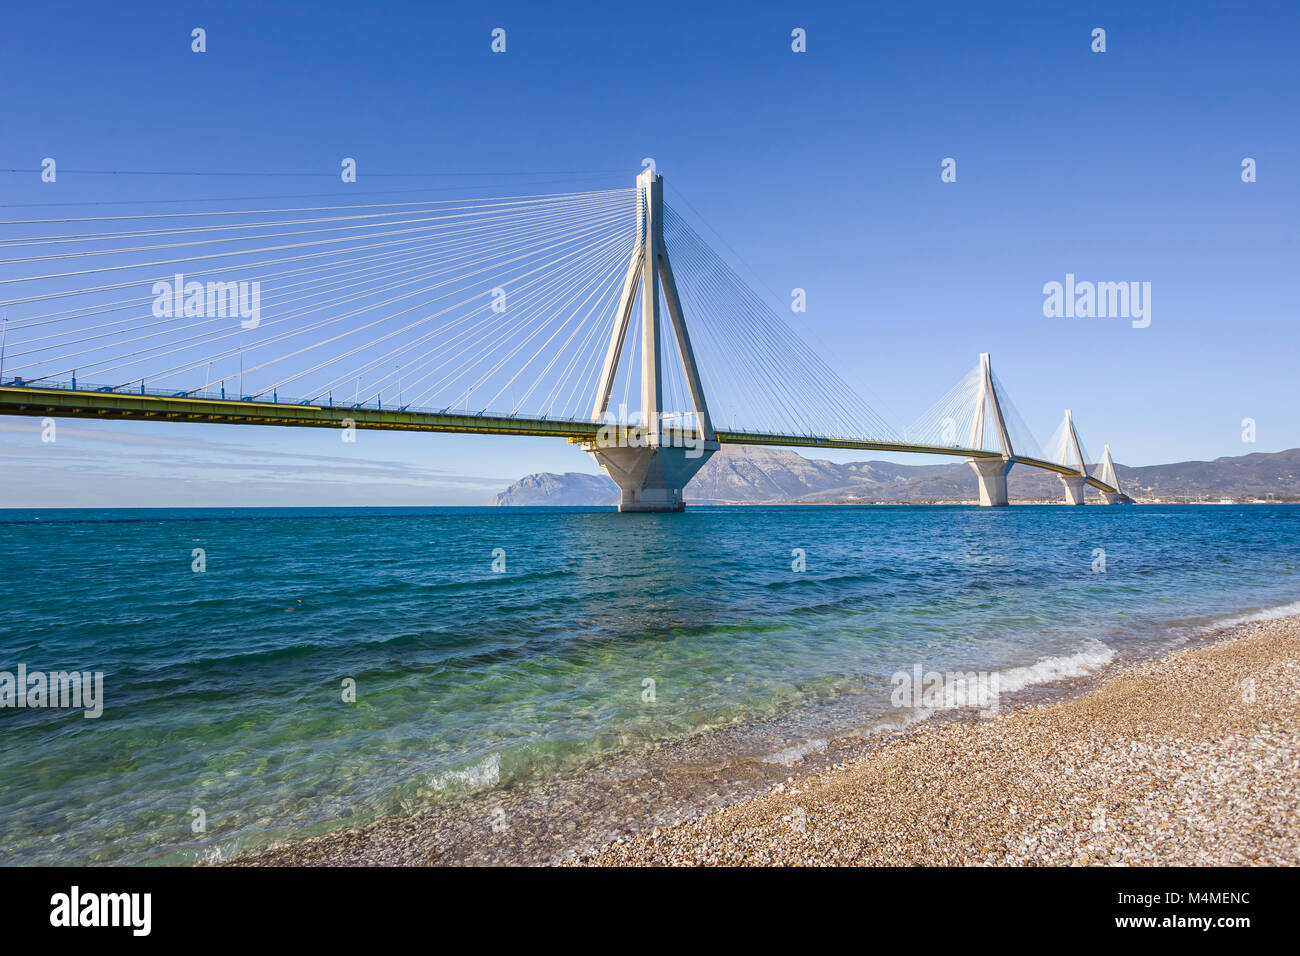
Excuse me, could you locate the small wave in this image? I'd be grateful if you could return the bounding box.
[761,738,828,765]
[430,753,501,792]
[1209,600,1300,629]
[904,640,1116,721]
[994,639,1116,695]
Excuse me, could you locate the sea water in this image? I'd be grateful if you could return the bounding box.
[0,504,1296,864]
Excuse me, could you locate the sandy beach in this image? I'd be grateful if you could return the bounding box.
[236,613,1300,867]
[574,615,1300,866]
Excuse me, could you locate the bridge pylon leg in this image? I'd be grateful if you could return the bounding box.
[967,456,1013,507]
[1058,474,1087,505]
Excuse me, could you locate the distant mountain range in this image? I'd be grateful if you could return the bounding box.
[492,445,1300,506]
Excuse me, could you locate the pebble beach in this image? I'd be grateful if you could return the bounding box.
[240,614,1300,867]
[574,616,1300,866]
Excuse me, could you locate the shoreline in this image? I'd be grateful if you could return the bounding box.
[574,614,1300,866]
[232,610,1297,867]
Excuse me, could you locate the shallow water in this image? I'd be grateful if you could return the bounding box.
[0,504,1296,865]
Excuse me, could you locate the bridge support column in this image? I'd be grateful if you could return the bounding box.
[1096,446,1132,504]
[586,169,719,513]
[967,456,1013,507]
[586,439,717,513]
[964,355,1016,507]
[1058,474,1087,505]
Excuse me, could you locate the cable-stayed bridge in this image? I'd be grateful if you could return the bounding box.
[0,170,1129,510]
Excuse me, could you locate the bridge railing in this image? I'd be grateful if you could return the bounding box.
[0,378,590,421]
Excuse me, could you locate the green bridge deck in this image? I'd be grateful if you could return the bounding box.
[0,385,1119,494]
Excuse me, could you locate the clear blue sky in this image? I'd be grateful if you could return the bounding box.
[2,0,1297,505]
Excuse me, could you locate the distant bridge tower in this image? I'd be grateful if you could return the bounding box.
[966,352,1015,506]
[1055,408,1088,505]
[584,170,719,512]
[1096,444,1130,504]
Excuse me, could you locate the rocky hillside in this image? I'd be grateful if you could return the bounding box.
[492,445,1300,505]
[492,471,619,506]
[1119,448,1300,500]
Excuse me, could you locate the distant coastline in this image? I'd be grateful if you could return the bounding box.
[494,445,1300,508]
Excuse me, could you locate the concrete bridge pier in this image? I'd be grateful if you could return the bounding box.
[1100,491,1125,505]
[967,456,1013,507]
[1058,474,1087,505]
[586,440,717,512]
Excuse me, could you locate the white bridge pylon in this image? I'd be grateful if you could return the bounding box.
[1050,408,1090,505]
[583,169,719,512]
[1096,444,1128,504]
[966,352,1016,506]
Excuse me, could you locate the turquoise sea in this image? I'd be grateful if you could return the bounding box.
[1,504,1297,865]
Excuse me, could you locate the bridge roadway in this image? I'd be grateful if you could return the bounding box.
[0,384,1120,495]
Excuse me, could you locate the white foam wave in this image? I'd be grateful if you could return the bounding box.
[430,752,501,792]
[902,640,1116,722]
[1209,600,1300,629]
[762,738,828,766]
[994,639,1116,696]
